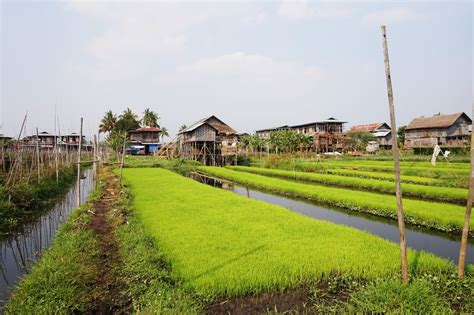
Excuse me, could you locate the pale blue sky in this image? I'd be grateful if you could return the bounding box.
[1,0,472,139]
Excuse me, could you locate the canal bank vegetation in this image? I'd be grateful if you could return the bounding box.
[122,168,473,312]
[4,179,102,314]
[5,168,199,314]
[228,166,467,204]
[0,166,77,234]
[199,166,472,234]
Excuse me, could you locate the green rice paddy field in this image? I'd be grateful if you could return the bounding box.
[226,166,467,204]
[199,166,472,234]
[123,168,461,296]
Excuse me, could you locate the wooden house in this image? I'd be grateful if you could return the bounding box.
[255,125,290,138]
[178,115,238,165]
[255,117,347,152]
[349,122,393,150]
[404,112,472,149]
[128,127,161,155]
[23,131,57,148]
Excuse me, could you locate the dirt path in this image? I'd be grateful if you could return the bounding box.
[87,172,128,314]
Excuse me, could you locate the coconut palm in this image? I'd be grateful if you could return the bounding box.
[116,108,140,132]
[142,108,160,128]
[160,127,169,143]
[179,124,187,132]
[99,110,117,133]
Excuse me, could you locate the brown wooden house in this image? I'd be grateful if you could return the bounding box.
[178,115,238,165]
[404,112,471,149]
[128,127,161,155]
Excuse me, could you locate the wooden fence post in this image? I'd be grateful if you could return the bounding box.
[36,128,40,182]
[119,134,126,185]
[458,102,474,277]
[76,117,83,206]
[381,25,409,283]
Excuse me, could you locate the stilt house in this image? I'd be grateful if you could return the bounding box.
[178,115,238,165]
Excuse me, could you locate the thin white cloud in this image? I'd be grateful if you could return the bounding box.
[173,52,322,80]
[278,0,352,20]
[65,1,269,80]
[361,8,417,26]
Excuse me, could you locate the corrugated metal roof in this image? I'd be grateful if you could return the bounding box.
[349,123,388,133]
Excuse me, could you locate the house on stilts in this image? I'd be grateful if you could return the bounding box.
[178,115,238,165]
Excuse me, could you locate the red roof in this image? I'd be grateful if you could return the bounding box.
[349,123,385,133]
[132,127,161,132]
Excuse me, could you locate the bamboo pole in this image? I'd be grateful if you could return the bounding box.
[381,25,409,283]
[35,128,40,182]
[119,133,126,185]
[458,102,474,277]
[54,111,59,184]
[76,118,83,206]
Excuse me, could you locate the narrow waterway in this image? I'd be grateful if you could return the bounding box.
[0,169,95,308]
[191,173,474,265]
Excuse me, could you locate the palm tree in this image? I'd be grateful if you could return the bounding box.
[179,124,187,132]
[160,127,169,143]
[142,108,160,127]
[116,108,140,132]
[99,110,117,133]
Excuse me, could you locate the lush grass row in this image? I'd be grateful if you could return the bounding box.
[122,168,458,297]
[319,162,469,177]
[0,166,77,234]
[199,167,472,234]
[324,168,445,186]
[317,159,470,169]
[5,168,198,314]
[227,166,467,204]
[5,182,102,314]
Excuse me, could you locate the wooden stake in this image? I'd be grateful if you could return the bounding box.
[458,102,474,277]
[76,117,83,206]
[36,128,40,182]
[119,133,126,185]
[381,25,409,283]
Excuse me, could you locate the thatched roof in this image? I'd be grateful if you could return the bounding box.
[406,112,472,130]
[180,115,236,135]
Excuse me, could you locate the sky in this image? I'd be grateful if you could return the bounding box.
[1,0,472,140]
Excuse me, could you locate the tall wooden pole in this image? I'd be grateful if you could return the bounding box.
[36,128,40,182]
[119,133,126,185]
[381,25,409,283]
[458,102,474,277]
[54,108,59,184]
[76,117,83,206]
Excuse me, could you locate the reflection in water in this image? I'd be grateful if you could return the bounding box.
[190,173,474,265]
[0,169,94,307]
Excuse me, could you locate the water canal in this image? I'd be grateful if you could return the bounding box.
[0,169,95,309]
[191,173,474,265]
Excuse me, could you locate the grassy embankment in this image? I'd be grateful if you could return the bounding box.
[0,166,77,234]
[122,168,473,312]
[5,168,198,314]
[228,166,467,204]
[199,166,472,234]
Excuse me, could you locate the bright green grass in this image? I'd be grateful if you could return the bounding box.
[317,159,470,169]
[122,168,453,297]
[199,167,472,234]
[324,168,445,186]
[5,188,101,314]
[319,162,469,176]
[227,166,467,204]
